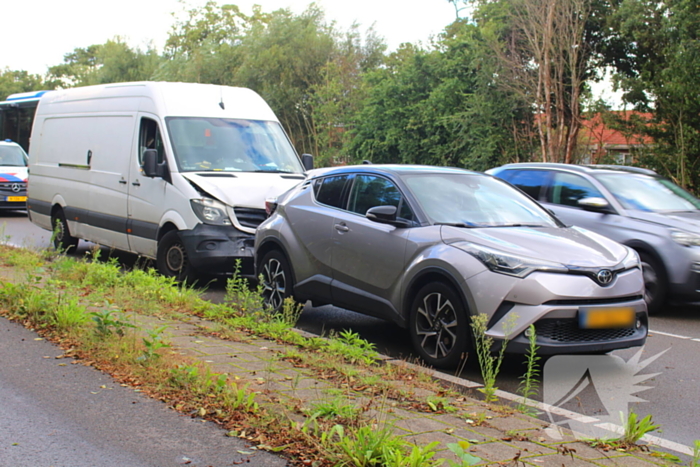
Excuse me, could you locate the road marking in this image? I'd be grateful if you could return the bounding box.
[649,329,694,340]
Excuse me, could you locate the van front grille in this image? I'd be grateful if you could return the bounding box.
[233,207,267,229]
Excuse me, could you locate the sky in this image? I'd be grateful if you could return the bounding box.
[1,0,458,75]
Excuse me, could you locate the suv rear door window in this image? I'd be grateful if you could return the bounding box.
[498,170,549,200]
[548,172,604,207]
[313,175,350,209]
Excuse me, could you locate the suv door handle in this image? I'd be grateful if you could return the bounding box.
[334,223,349,233]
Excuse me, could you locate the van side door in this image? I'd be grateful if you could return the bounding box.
[86,114,133,251]
[126,115,169,257]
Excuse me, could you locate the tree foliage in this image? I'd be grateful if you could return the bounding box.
[47,38,161,88]
[605,0,700,189]
[346,20,534,170]
[0,69,47,101]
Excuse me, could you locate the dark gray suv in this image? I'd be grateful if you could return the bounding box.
[255,165,647,369]
[489,163,700,314]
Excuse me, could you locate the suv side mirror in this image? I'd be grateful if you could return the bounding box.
[366,205,410,228]
[301,153,314,171]
[578,197,614,214]
[143,149,168,179]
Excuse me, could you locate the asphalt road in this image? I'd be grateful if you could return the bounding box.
[0,317,287,467]
[1,212,698,449]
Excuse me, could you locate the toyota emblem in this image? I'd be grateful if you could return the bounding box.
[596,269,613,285]
[11,183,20,193]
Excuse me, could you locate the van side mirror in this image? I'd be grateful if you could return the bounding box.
[142,149,170,179]
[301,153,314,171]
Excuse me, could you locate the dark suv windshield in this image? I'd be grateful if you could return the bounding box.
[403,173,559,228]
[166,117,304,174]
[595,173,700,212]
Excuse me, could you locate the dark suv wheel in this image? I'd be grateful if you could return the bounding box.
[639,251,666,315]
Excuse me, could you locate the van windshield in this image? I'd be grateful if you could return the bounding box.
[166,117,304,174]
[0,144,28,167]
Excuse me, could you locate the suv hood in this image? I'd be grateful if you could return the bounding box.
[627,209,700,232]
[182,172,305,208]
[441,225,627,268]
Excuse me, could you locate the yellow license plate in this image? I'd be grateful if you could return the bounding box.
[6,196,26,202]
[579,307,635,329]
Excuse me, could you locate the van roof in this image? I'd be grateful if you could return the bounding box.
[36,82,278,122]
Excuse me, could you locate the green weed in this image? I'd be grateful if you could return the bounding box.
[692,440,700,467]
[516,324,540,414]
[90,307,135,337]
[141,325,170,360]
[618,411,659,445]
[470,313,515,402]
[446,441,482,466]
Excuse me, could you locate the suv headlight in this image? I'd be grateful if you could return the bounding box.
[621,248,641,270]
[190,198,232,226]
[453,242,568,278]
[671,229,700,247]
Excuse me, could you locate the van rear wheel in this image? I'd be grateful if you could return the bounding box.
[157,230,193,282]
[51,210,79,252]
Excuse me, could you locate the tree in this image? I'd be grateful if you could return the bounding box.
[605,0,700,190]
[47,39,161,88]
[470,0,608,163]
[346,20,534,170]
[0,69,47,101]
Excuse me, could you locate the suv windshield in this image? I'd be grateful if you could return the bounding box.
[0,145,28,167]
[166,117,304,174]
[595,173,700,212]
[403,173,559,228]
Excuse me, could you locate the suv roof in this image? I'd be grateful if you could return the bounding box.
[496,162,658,177]
[308,164,479,179]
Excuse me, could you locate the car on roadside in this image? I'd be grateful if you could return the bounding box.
[488,163,700,315]
[254,164,647,369]
[0,140,28,212]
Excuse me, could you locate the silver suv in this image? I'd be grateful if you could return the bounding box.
[489,163,700,314]
[255,165,647,368]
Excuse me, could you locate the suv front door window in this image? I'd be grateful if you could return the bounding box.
[547,172,605,207]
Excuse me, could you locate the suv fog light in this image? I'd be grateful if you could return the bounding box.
[636,319,642,329]
[524,327,534,337]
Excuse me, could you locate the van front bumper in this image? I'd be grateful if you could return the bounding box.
[180,223,255,277]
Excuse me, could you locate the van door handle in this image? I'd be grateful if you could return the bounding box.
[132,181,141,187]
[119,179,127,184]
[334,223,349,233]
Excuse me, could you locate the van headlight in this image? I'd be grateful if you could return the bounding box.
[671,230,700,247]
[453,242,568,278]
[190,198,232,226]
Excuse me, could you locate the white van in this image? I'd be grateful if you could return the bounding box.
[27,81,312,279]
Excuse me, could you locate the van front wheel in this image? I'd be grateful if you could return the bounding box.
[51,210,79,252]
[157,231,193,282]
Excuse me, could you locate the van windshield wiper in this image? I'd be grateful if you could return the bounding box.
[252,169,297,174]
[435,222,478,228]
